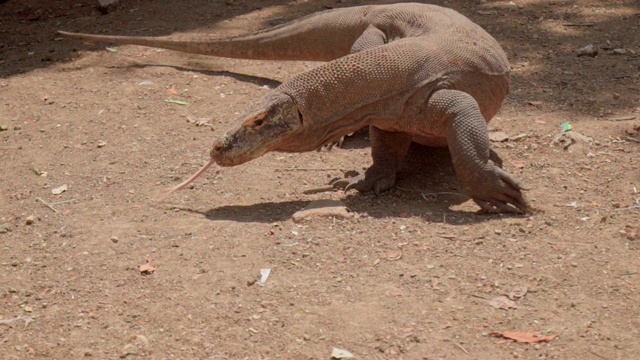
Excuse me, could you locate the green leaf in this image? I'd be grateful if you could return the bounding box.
[164,99,188,106]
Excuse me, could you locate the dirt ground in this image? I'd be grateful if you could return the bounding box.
[1,0,639,359]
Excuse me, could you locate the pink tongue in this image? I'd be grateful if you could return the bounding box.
[160,158,216,199]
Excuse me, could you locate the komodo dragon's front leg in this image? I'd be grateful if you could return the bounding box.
[333,89,530,213]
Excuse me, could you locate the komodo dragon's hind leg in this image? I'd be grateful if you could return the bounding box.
[331,127,412,195]
[429,89,530,213]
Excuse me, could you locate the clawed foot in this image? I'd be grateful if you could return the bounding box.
[467,162,531,214]
[330,168,396,195]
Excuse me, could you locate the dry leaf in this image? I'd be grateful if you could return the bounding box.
[489,331,557,343]
[489,296,517,309]
[624,225,638,240]
[139,261,155,274]
[508,286,528,300]
[165,85,179,95]
[489,131,509,142]
[528,100,544,106]
[387,250,403,261]
[51,184,68,195]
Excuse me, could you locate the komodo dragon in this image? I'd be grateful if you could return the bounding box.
[59,3,531,213]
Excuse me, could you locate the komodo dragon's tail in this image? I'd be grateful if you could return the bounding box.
[58,6,371,62]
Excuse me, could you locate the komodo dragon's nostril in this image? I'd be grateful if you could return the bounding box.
[213,144,223,153]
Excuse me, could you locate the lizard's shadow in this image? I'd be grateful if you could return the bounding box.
[112,63,283,88]
[200,144,524,224]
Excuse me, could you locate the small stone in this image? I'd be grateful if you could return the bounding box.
[25,215,35,225]
[292,199,352,223]
[110,236,119,243]
[24,306,33,312]
[576,44,598,57]
[613,93,620,100]
[97,140,107,148]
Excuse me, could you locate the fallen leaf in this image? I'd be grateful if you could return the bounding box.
[489,131,509,142]
[528,100,543,106]
[331,347,354,359]
[624,225,638,240]
[387,250,403,261]
[165,85,179,95]
[51,184,68,195]
[489,331,557,343]
[488,296,517,309]
[139,261,155,275]
[164,99,188,106]
[258,268,271,286]
[508,286,528,300]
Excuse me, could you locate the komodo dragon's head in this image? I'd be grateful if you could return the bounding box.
[162,90,322,198]
[211,91,305,166]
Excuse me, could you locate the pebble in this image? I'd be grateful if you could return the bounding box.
[292,199,352,223]
[110,236,119,243]
[576,44,598,57]
[25,215,35,225]
[120,343,138,358]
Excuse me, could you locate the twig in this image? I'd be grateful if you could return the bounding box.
[421,191,463,200]
[606,115,636,121]
[563,23,594,27]
[454,343,469,355]
[469,293,489,300]
[275,168,341,172]
[49,199,75,206]
[36,197,58,213]
[302,185,335,194]
[614,198,640,211]
[625,136,640,144]
[586,349,609,360]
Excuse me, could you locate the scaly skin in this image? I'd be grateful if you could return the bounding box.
[62,4,531,213]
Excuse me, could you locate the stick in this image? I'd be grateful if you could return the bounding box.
[606,115,636,121]
[36,197,58,213]
[302,185,336,194]
[49,199,75,206]
[586,349,609,360]
[276,168,341,172]
[421,191,463,200]
[563,23,594,27]
[454,343,469,355]
[625,136,640,144]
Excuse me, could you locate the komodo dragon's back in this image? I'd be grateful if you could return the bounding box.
[364,4,510,74]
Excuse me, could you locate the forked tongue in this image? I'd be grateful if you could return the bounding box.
[158,158,216,201]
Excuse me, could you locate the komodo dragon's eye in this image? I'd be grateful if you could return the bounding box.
[252,119,264,127]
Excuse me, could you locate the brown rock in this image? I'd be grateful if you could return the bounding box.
[292,200,352,223]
